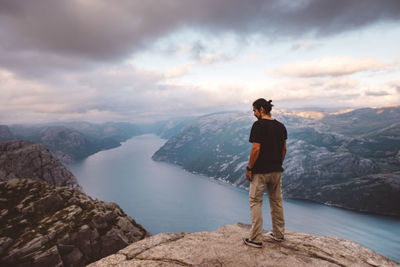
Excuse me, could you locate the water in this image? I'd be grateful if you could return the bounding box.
[68,134,400,262]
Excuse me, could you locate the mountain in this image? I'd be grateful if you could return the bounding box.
[138,117,196,139]
[0,179,149,267]
[310,172,400,215]
[7,122,142,163]
[153,107,400,216]
[0,125,14,142]
[0,140,80,188]
[58,121,142,142]
[88,223,398,266]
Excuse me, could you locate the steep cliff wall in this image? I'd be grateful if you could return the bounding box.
[0,140,79,188]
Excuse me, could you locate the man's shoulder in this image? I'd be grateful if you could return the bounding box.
[272,119,285,126]
[251,120,262,128]
[273,120,287,135]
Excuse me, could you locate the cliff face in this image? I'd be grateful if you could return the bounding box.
[0,179,150,267]
[0,140,79,188]
[88,223,398,267]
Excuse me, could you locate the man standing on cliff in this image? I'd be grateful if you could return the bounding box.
[243,98,287,248]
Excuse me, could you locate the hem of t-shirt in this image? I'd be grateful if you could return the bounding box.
[252,168,284,174]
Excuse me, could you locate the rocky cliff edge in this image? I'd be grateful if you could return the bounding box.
[0,140,79,188]
[88,223,399,267]
[0,179,150,267]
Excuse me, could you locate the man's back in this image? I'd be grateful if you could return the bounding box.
[249,119,287,174]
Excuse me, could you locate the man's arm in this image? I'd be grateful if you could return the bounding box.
[282,140,287,162]
[246,142,260,181]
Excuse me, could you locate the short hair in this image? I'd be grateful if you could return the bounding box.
[253,98,273,114]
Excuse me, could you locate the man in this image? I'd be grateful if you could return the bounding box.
[243,98,287,248]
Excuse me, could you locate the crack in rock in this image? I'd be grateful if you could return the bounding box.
[135,257,192,266]
[118,232,186,260]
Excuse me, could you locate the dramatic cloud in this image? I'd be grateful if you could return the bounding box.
[273,57,396,77]
[1,0,399,73]
[0,64,242,124]
[365,90,390,96]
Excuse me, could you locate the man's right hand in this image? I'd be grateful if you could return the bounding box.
[246,170,252,181]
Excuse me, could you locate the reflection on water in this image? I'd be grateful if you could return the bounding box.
[69,134,400,262]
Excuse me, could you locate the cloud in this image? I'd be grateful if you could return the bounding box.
[391,81,400,94]
[289,41,323,52]
[306,77,358,91]
[365,90,390,96]
[246,74,400,110]
[0,64,241,124]
[1,0,399,74]
[273,57,396,77]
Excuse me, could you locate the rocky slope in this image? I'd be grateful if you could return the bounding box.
[291,172,400,216]
[0,179,150,267]
[0,140,79,188]
[88,223,399,266]
[153,107,400,216]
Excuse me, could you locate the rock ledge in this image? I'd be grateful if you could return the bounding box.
[89,223,399,267]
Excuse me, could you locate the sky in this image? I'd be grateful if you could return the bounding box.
[1,0,400,124]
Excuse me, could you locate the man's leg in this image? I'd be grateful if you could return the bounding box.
[249,174,266,243]
[266,172,285,239]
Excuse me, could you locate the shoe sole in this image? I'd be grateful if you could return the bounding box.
[243,238,262,248]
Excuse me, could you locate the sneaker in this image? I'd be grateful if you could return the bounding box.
[266,232,284,242]
[243,238,262,248]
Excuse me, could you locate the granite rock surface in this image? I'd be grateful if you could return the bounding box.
[88,223,399,267]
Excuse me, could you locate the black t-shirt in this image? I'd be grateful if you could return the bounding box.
[249,119,287,174]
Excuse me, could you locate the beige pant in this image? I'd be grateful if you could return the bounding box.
[249,172,285,242]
